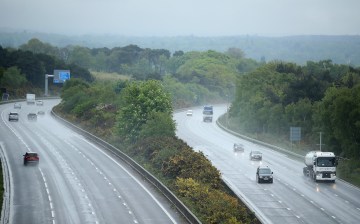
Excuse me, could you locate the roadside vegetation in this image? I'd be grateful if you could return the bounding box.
[1,37,360,222]
[222,61,360,187]
[54,78,258,223]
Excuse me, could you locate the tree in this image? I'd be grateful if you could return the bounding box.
[139,111,176,138]
[116,80,173,142]
[225,47,245,59]
[68,46,93,69]
[0,66,27,88]
[19,38,58,56]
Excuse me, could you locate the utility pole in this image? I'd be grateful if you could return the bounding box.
[45,74,54,96]
[318,132,325,151]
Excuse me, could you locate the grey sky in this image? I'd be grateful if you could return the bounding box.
[1,0,359,36]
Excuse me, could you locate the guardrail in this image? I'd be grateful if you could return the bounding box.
[216,114,304,159]
[0,143,11,224]
[51,110,201,224]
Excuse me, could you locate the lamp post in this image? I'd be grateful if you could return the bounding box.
[45,74,54,96]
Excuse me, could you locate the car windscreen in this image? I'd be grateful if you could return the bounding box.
[259,169,271,174]
[26,153,38,157]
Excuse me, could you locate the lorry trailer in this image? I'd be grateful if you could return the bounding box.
[303,151,338,182]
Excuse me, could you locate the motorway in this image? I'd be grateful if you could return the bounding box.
[175,105,360,224]
[0,99,186,224]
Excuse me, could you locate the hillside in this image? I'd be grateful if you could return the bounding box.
[1,31,360,66]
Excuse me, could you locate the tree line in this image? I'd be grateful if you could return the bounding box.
[11,38,260,106]
[0,45,93,97]
[228,60,360,183]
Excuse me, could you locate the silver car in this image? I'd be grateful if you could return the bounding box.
[14,103,22,109]
[249,151,262,160]
[9,112,19,121]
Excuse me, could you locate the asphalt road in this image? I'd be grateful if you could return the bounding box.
[0,99,186,224]
[175,105,360,224]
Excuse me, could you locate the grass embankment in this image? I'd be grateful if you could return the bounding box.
[218,115,360,188]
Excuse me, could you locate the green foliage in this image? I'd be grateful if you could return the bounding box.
[58,79,119,137]
[0,45,93,92]
[139,111,176,139]
[176,178,254,224]
[68,46,93,69]
[129,136,222,188]
[116,80,173,142]
[0,66,27,88]
[317,85,360,157]
[19,38,58,56]
[163,149,222,189]
[127,136,257,223]
[162,75,216,107]
[228,60,360,181]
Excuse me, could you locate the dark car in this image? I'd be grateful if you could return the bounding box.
[23,152,39,165]
[233,143,244,152]
[27,113,37,121]
[8,112,19,121]
[256,166,273,183]
[249,151,262,160]
[37,110,45,115]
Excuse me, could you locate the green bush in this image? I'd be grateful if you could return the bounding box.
[176,177,255,224]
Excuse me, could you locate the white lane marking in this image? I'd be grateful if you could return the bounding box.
[320,208,325,211]
[65,140,139,222]
[39,168,56,222]
[77,137,178,223]
[33,133,99,223]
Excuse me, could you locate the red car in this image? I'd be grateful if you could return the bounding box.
[23,152,39,165]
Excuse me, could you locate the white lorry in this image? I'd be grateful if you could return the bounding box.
[202,105,213,122]
[303,151,338,182]
[26,93,36,104]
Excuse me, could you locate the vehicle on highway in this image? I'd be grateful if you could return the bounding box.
[37,110,45,115]
[8,112,19,121]
[233,143,244,152]
[249,151,262,160]
[26,93,36,104]
[23,152,39,165]
[303,151,338,182]
[203,105,213,122]
[14,103,22,109]
[186,110,193,116]
[27,113,37,121]
[256,165,273,183]
[36,100,44,106]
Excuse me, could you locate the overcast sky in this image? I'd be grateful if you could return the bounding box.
[1,0,359,36]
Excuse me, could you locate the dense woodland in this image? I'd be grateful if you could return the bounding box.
[1,38,360,222]
[1,32,360,66]
[227,61,360,184]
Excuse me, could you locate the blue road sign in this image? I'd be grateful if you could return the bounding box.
[59,71,70,80]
